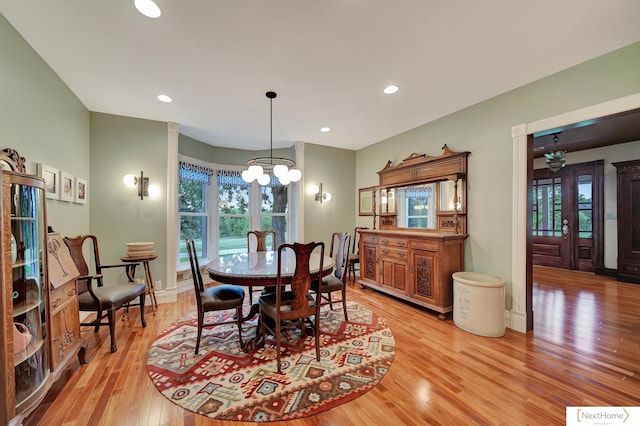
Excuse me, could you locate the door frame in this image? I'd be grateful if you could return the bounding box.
[511,92,640,333]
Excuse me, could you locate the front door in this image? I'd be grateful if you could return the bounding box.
[532,160,603,272]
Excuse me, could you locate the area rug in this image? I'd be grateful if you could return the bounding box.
[147,302,395,422]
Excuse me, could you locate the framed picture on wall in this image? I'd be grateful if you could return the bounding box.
[38,163,59,200]
[358,187,375,216]
[74,177,87,204]
[59,171,74,202]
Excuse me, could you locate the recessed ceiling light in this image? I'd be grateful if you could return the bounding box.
[157,94,172,103]
[384,85,399,94]
[320,127,331,133]
[134,0,161,18]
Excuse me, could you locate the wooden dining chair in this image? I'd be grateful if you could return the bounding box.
[186,238,245,354]
[63,234,147,353]
[311,232,350,320]
[259,241,324,373]
[347,226,368,283]
[247,230,276,304]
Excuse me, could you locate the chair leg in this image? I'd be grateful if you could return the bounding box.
[275,316,282,374]
[139,294,147,327]
[235,306,244,348]
[94,309,103,332]
[314,316,320,362]
[107,310,117,353]
[195,312,204,355]
[248,285,254,305]
[258,311,265,348]
[342,288,349,322]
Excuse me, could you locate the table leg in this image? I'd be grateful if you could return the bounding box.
[142,261,158,315]
[238,302,265,353]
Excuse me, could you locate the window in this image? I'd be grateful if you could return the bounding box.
[178,157,294,264]
[260,178,288,247]
[217,170,250,255]
[178,161,214,264]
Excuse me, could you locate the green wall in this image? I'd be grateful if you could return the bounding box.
[0,13,90,236]
[302,143,356,244]
[90,112,169,287]
[356,42,640,296]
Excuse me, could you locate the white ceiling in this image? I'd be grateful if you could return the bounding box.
[2,1,640,151]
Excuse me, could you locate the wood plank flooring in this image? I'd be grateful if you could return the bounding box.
[25,267,640,425]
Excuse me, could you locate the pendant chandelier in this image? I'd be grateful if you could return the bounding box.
[545,132,566,172]
[241,91,302,185]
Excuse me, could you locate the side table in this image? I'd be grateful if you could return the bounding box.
[120,255,158,315]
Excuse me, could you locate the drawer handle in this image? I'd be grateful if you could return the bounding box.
[68,288,76,296]
[395,241,406,247]
[52,298,60,308]
[396,251,406,257]
[381,249,389,254]
[381,239,389,244]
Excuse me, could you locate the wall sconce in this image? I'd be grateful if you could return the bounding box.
[123,171,159,200]
[310,183,332,204]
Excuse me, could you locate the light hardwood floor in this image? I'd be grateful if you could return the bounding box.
[26,267,640,425]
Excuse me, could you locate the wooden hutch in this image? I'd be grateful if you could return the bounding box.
[357,145,469,318]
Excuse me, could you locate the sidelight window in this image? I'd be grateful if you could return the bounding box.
[577,174,593,239]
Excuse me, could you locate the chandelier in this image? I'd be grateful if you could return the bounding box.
[545,132,566,172]
[241,91,302,185]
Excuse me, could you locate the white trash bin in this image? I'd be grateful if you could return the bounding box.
[453,272,505,337]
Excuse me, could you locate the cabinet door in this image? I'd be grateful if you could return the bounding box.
[411,250,438,305]
[381,258,407,292]
[3,172,50,421]
[616,163,640,281]
[50,301,81,370]
[361,244,378,282]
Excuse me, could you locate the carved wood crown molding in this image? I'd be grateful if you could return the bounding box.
[377,144,470,187]
[379,144,468,172]
[0,148,26,173]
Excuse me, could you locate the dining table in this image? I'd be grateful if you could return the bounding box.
[206,250,335,352]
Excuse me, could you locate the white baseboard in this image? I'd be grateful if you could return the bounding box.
[508,309,527,333]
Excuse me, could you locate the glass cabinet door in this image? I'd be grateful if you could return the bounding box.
[10,178,49,409]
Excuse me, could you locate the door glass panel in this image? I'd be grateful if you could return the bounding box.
[577,174,593,239]
[532,177,562,236]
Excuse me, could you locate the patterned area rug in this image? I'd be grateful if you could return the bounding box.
[147,302,395,422]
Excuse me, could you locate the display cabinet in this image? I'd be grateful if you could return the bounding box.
[0,149,86,425]
[1,164,50,425]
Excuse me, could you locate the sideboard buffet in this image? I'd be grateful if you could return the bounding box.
[356,146,469,318]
